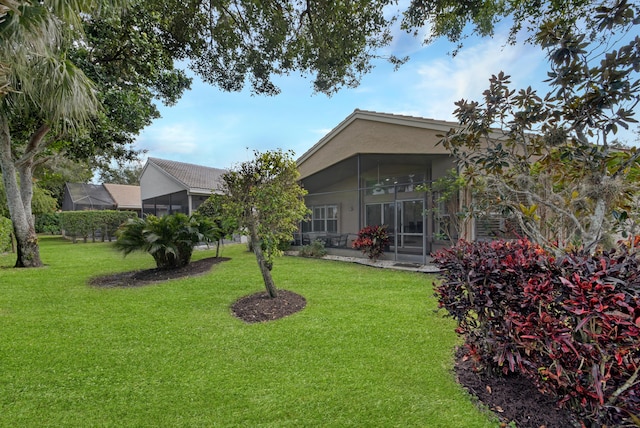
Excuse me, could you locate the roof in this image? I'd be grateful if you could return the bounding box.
[103,184,141,210]
[297,109,461,165]
[146,158,226,193]
[65,183,115,208]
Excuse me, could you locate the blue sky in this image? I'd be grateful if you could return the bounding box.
[133,23,634,170]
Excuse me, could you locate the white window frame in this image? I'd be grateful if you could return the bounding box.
[308,204,338,232]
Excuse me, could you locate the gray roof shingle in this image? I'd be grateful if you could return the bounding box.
[148,158,226,192]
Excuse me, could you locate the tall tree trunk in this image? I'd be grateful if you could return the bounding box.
[248,221,278,298]
[0,115,43,268]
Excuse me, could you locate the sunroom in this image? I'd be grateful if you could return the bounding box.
[296,110,465,264]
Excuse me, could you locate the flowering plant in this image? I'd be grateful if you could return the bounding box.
[352,225,390,261]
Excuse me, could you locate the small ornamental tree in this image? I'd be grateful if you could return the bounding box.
[195,194,238,257]
[220,150,308,298]
[437,2,640,253]
[114,213,219,270]
[352,225,390,261]
[417,169,473,245]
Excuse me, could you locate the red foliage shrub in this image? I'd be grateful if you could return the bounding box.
[352,225,390,261]
[433,239,640,426]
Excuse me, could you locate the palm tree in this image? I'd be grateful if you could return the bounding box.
[115,214,220,270]
[0,0,21,96]
[0,1,122,267]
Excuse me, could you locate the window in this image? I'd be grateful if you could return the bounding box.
[365,173,428,195]
[305,205,338,232]
[142,191,189,217]
[365,203,395,234]
[475,214,522,241]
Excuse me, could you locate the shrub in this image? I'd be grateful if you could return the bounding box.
[352,225,390,261]
[114,213,220,269]
[432,239,640,427]
[195,194,238,256]
[35,212,61,234]
[299,239,327,258]
[0,216,12,252]
[60,211,137,243]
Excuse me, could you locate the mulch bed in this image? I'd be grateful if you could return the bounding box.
[454,349,579,428]
[231,289,307,323]
[88,257,579,427]
[88,256,229,287]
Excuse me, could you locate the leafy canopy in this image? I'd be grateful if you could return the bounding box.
[221,149,308,297]
[436,1,640,251]
[222,149,308,264]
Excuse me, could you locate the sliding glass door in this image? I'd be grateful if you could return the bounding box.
[398,200,424,249]
[365,199,425,253]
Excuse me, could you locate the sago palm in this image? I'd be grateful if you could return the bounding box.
[115,214,220,270]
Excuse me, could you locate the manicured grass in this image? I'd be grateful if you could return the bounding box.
[0,236,496,427]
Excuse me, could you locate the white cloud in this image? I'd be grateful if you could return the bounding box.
[406,37,547,121]
[138,123,199,155]
[312,127,333,137]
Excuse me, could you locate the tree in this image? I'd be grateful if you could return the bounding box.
[165,0,405,95]
[0,1,118,267]
[114,213,219,270]
[98,161,143,185]
[66,2,192,176]
[402,0,601,53]
[0,1,190,268]
[0,0,410,269]
[0,0,20,95]
[195,194,238,257]
[417,169,472,245]
[34,157,94,208]
[413,0,639,251]
[0,179,56,218]
[220,150,308,298]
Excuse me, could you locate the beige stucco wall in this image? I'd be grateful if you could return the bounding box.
[304,176,360,234]
[298,117,453,179]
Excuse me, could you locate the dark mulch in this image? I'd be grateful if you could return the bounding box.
[88,258,576,426]
[88,256,230,287]
[454,349,579,428]
[231,289,307,323]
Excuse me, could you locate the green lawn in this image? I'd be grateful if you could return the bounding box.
[0,236,496,427]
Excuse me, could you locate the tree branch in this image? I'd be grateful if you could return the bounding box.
[16,123,50,168]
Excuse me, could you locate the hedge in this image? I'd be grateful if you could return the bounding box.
[433,238,640,427]
[35,212,61,234]
[0,216,12,253]
[59,210,138,243]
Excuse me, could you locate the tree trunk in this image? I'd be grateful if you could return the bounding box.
[248,222,278,298]
[585,195,606,252]
[0,115,43,268]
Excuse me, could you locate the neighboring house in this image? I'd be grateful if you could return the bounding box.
[296,109,492,264]
[103,183,142,216]
[62,183,117,211]
[140,157,226,216]
[62,183,142,214]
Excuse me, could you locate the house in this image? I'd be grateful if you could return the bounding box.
[62,183,117,211]
[297,109,480,264]
[103,183,142,216]
[62,183,141,214]
[139,157,226,216]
